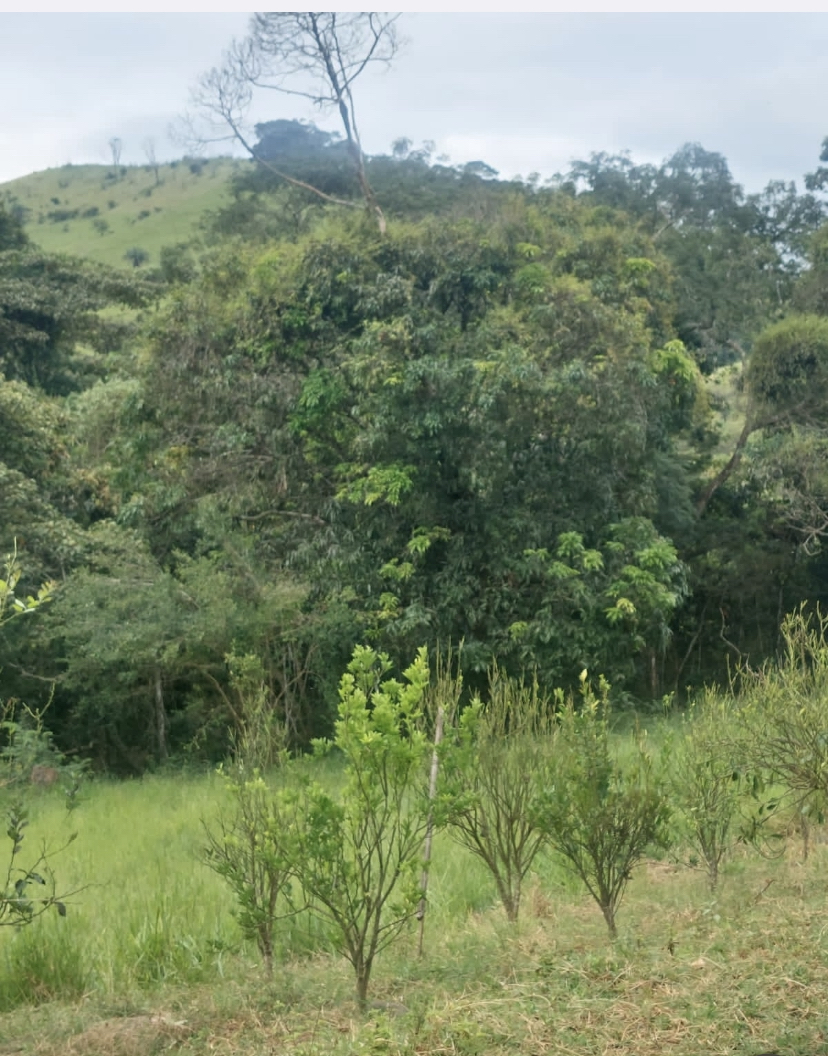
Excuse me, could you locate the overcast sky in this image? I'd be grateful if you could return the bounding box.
[1,13,827,193]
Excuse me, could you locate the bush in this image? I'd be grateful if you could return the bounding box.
[670,688,755,889]
[537,673,670,939]
[203,652,295,976]
[737,606,828,857]
[289,645,433,1008]
[124,246,149,268]
[436,666,556,922]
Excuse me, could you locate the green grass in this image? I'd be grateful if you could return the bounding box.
[2,763,828,1055]
[0,157,244,269]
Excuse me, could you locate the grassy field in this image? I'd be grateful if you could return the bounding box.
[1,760,827,1056]
[0,158,243,269]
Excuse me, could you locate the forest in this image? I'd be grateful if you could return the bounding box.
[3,116,828,771]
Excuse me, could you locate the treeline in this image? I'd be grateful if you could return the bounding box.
[3,126,828,771]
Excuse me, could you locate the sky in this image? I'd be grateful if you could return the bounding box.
[1,13,828,194]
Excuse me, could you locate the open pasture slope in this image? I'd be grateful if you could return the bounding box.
[0,158,240,269]
[1,769,827,1056]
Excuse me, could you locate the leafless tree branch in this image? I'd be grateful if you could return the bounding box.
[183,12,400,234]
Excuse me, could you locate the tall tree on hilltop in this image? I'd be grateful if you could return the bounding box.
[185,12,400,234]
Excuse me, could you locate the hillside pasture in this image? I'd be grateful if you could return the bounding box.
[0,158,243,269]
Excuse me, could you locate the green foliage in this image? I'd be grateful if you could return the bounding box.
[6,133,828,769]
[0,547,77,932]
[204,769,296,977]
[568,143,811,371]
[748,314,828,425]
[737,607,828,830]
[669,688,755,889]
[288,645,433,1007]
[537,674,671,938]
[514,519,687,692]
[203,649,296,976]
[0,244,151,396]
[124,246,149,268]
[0,544,53,626]
[435,667,556,921]
[0,804,75,928]
[40,523,312,768]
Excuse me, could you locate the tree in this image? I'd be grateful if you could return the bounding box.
[187,12,400,233]
[436,667,556,922]
[108,136,123,168]
[670,688,754,890]
[738,607,828,847]
[697,314,828,516]
[124,246,149,268]
[537,674,670,939]
[0,546,76,931]
[143,137,161,185]
[288,645,432,1008]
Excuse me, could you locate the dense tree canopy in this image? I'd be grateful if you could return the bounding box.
[4,129,828,770]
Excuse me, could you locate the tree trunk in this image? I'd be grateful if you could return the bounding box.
[495,872,520,923]
[696,415,754,515]
[417,706,444,956]
[355,958,371,1011]
[601,902,618,940]
[154,665,168,763]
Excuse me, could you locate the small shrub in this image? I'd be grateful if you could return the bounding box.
[537,673,670,939]
[159,243,197,285]
[436,666,556,922]
[738,606,828,858]
[289,645,433,1008]
[203,652,296,977]
[124,246,149,268]
[47,208,78,223]
[670,687,758,889]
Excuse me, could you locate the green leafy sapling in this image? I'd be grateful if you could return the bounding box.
[289,645,433,1009]
[1,544,77,928]
[736,607,828,860]
[203,651,297,977]
[1,804,77,927]
[436,666,556,922]
[670,687,755,889]
[537,673,671,939]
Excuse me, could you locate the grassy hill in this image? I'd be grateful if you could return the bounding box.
[0,156,245,269]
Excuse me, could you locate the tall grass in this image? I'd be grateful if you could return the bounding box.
[0,774,237,1009]
[0,766,519,1012]
[3,746,828,1055]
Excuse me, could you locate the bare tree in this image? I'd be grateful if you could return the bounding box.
[183,12,400,234]
[108,137,123,168]
[143,137,161,185]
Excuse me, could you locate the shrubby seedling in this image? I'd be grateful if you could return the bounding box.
[737,607,828,858]
[670,687,755,889]
[436,666,556,922]
[203,651,297,977]
[1,546,77,928]
[537,673,670,939]
[287,645,433,1008]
